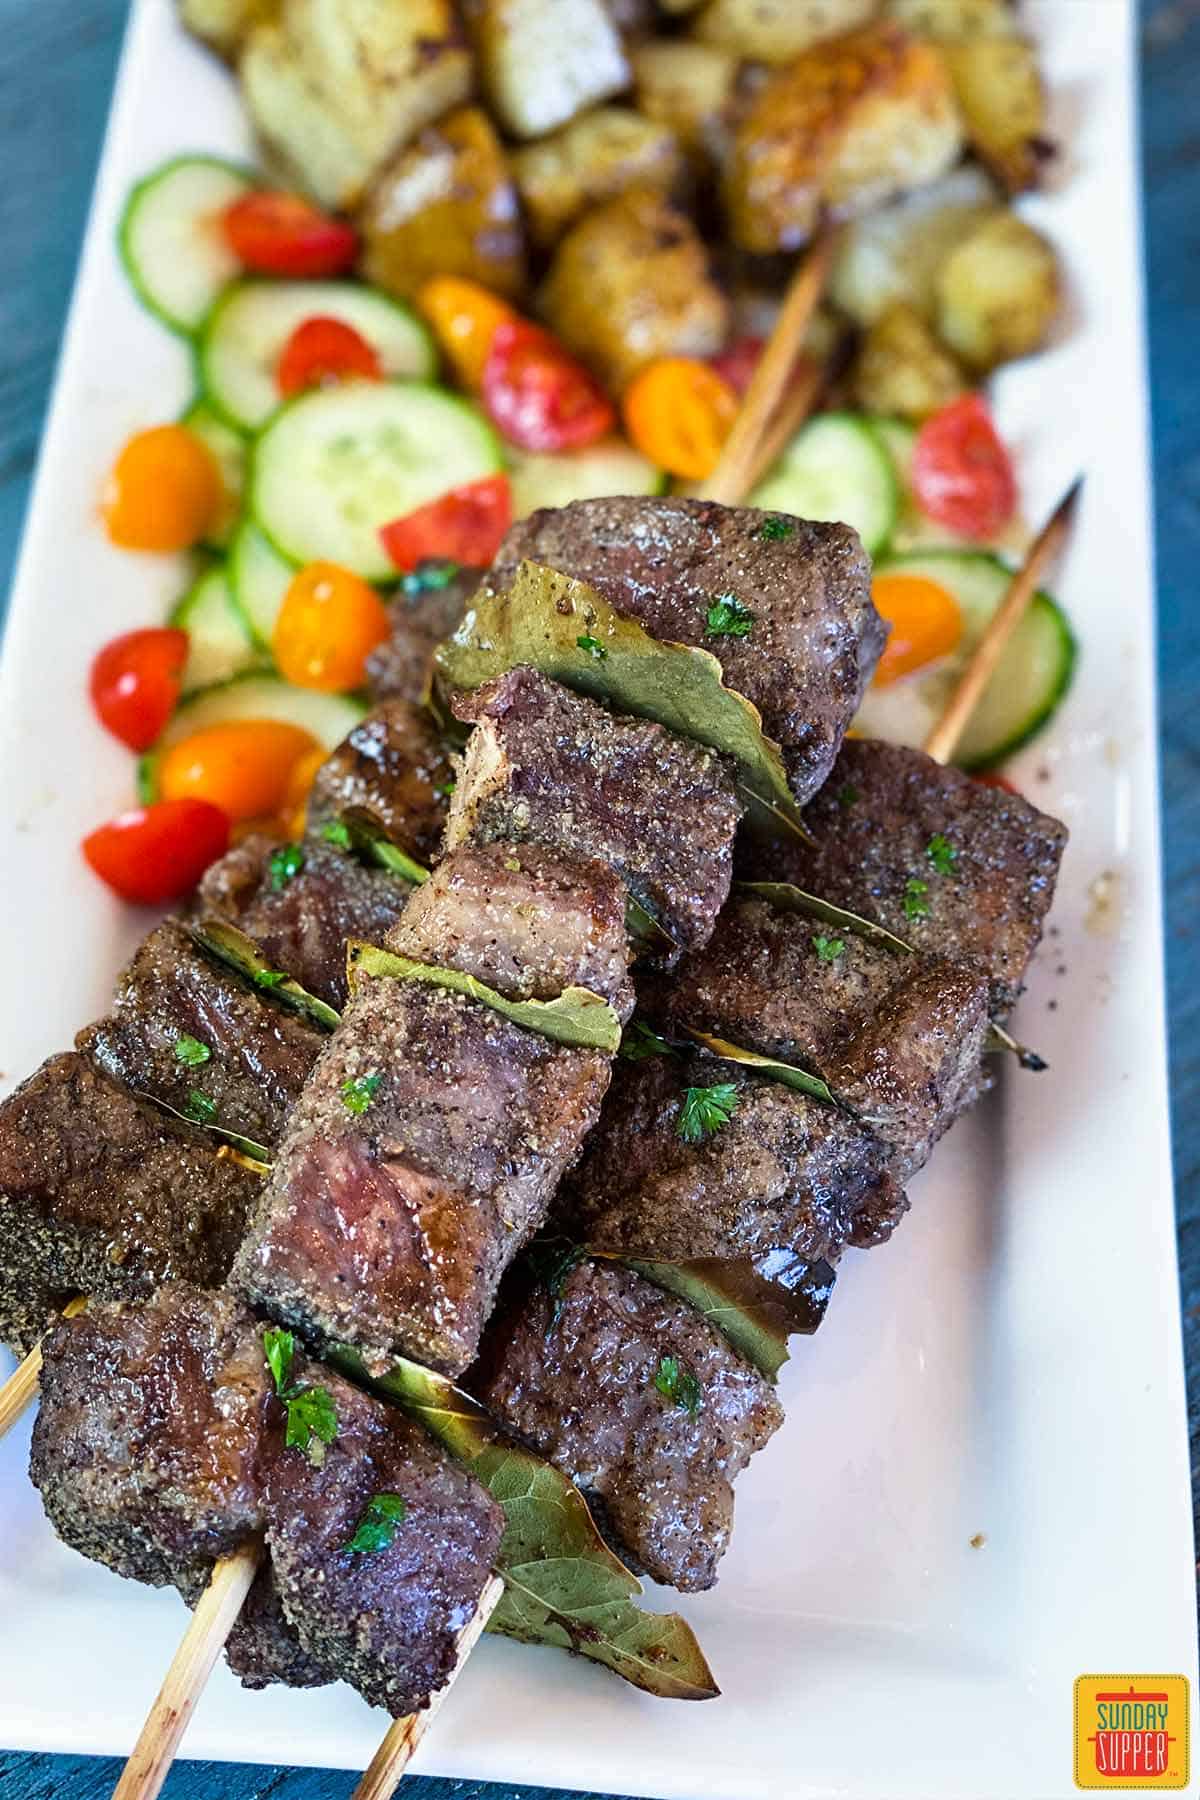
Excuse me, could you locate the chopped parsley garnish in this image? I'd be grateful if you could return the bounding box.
[269,842,306,891]
[346,1492,407,1554]
[527,1238,587,1327]
[263,1326,295,1392]
[677,1081,739,1144]
[262,1327,338,1467]
[401,558,460,595]
[619,1019,675,1063]
[577,634,608,660]
[813,935,844,963]
[925,833,958,876]
[758,517,793,541]
[173,1034,211,1068]
[838,784,859,809]
[654,1355,703,1417]
[436,778,457,798]
[254,968,287,991]
[341,1071,381,1116]
[705,594,755,639]
[321,819,352,849]
[185,1089,216,1124]
[903,877,931,920]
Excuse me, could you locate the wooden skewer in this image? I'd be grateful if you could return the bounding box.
[112,1539,263,1800]
[0,1296,88,1441]
[742,355,825,495]
[350,1573,505,1800]
[923,477,1083,766]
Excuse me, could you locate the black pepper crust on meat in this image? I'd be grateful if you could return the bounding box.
[740,739,1068,1015]
[446,667,742,964]
[304,698,454,867]
[366,566,482,707]
[474,1258,783,1593]
[485,497,886,806]
[0,1053,258,1355]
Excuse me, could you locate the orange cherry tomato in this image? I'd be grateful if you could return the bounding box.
[281,744,328,836]
[871,573,964,687]
[83,799,230,905]
[417,277,517,390]
[379,475,512,574]
[272,561,391,692]
[277,316,382,397]
[223,191,358,278]
[103,425,221,552]
[157,719,321,823]
[622,358,739,481]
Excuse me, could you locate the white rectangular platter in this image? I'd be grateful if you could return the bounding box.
[0,2,1194,1795]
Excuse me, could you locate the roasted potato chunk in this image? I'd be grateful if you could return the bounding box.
[884,0,1017,37]
[359,107,526,302]
[240,0,471,209]
[540,188,729,391]
[512,107,683,248]
[850,301,967,419]
[693,0,879,63]
[830,164,998,326]
[941,39,1047,191]
[179,0,278,57]
[464,0,630,140]
[723,24,964,252]
[630,39,739,160]
[934,210,1060,370]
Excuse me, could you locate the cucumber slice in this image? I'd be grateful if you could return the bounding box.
[229,520,296,650]
[156,673,366,756]
[855,549,1076,768]
[748,412,900,556]
[182,398,247,551]
[199,280,436,431]
[169,565,264,694]
[119,155,255,335]
[252,382,503,580]
[507,438,665,518]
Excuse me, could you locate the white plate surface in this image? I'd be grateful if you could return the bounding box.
[0,3,1194,1795]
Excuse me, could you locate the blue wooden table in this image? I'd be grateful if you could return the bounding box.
[1,3,1197,1795]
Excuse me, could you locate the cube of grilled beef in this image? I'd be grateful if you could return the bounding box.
[366,565,483,706]
[225,1564,331,1692]
[486,497,885,806]
[642,895,991,1178]
[0,1054,257,1355]
[474,1258,782,1592]
[387,841,635,1020]
[304,698,454,866]
[446,667,742,963]
[740,739,1068,1014]
[195,834,410,1009]
[77,919,324,1149]
[561,1051,906,1267]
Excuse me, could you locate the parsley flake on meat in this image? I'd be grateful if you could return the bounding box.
[925,833,958,876]
[527,1237,587,1326]
[185,1089,216,1124]
[813,935,844,963]
[654,1354,703,1416]
[262,1325,338,1468]
[346,1492,407,1554]
[577,633,608,659]
[619,1019,675,1063]
[269,842,306,891]
[758,517,793,541]
[838,784,859,808]
[173,1034,210,1067]
[254,968,288,990]
[677,1081,739,1143]
[401,558,460,595]
[705,594,755,639]
[903,877,931,920]
[341,1071,381,1115]
[321,819,352,849]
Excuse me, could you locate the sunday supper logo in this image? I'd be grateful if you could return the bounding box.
[1074,1677,1189,1788]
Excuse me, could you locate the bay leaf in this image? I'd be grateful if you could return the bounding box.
[736,880,914,956]
[683,1029,836,1107]
[137,1087,274,1168]
[190,918,342,1031]
[329,807,429,886]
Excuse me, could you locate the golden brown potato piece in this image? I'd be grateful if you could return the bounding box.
[540,188,730,391]
[179,0,278,58]
[359,108,526,303]
[693,0,879,63]
[934,210,1060,370]
[630,39,739,160]
[941,39,1047,191]
[830,163,998,326]
[884,0,1017,37]
[240,0,471,209]
[851,302,968,419]
[512,107,683,249]
[723,24,964,252]
[464,0,630,140]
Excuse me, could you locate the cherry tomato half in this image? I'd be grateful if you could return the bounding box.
[418,276,516,390]
[223,191,358,278]
[973,770,1020,795]
[379,475,513,574]
[83,799,230,905]
[272,562,391,692]
[277,316,381,397]
[90,627,189,751]
[103,424,221,552]
[870,573,963,687]
[911,394,1017,541]
[157,719,321,823]
[622,357,738,481]
[481,321,614,452]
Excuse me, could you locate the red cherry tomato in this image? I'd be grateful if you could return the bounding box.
[379,475,513,573]
[481,320,614,452]
[82,799,230,905]
[277,316,382,397]
[710,336,766,397]
[89,628,189,751]
[911,394,1018,540]
[222,191,358,278]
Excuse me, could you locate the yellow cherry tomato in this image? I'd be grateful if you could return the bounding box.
[272,561,391,693]
[103,424,222,551]
[157,720,321,823]
[417,276,517,390]
[871,573,963,687]
[621,357,739,481]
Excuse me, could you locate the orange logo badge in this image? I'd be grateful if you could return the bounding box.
[1074,1676,1189,1788]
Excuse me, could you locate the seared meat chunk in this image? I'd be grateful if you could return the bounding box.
[562,1052,905,1266]
[0,1054,256,1354]
[644,895,990,1177]
[740,738,1068,1013]
[366,565,482,706]
[305,698,453,866]
[225,1564,331,1692]
[195,834,410,1009]
[475,1259,782,1592]
[486,497,885,805]
[447,668,742,962]
[388,841,635,1019]
[77,920,324,1148]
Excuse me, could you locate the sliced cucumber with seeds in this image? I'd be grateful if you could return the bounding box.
[855,549,1076,768]
[229,520,297,650]
[169,565,264,694]
[199,279,436,431]
[252,381,504,581]
[156,672,365,757]
[181,398,247,551]
[747,412,900,555]
[507,438,665,518]
[119,155,255,335]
